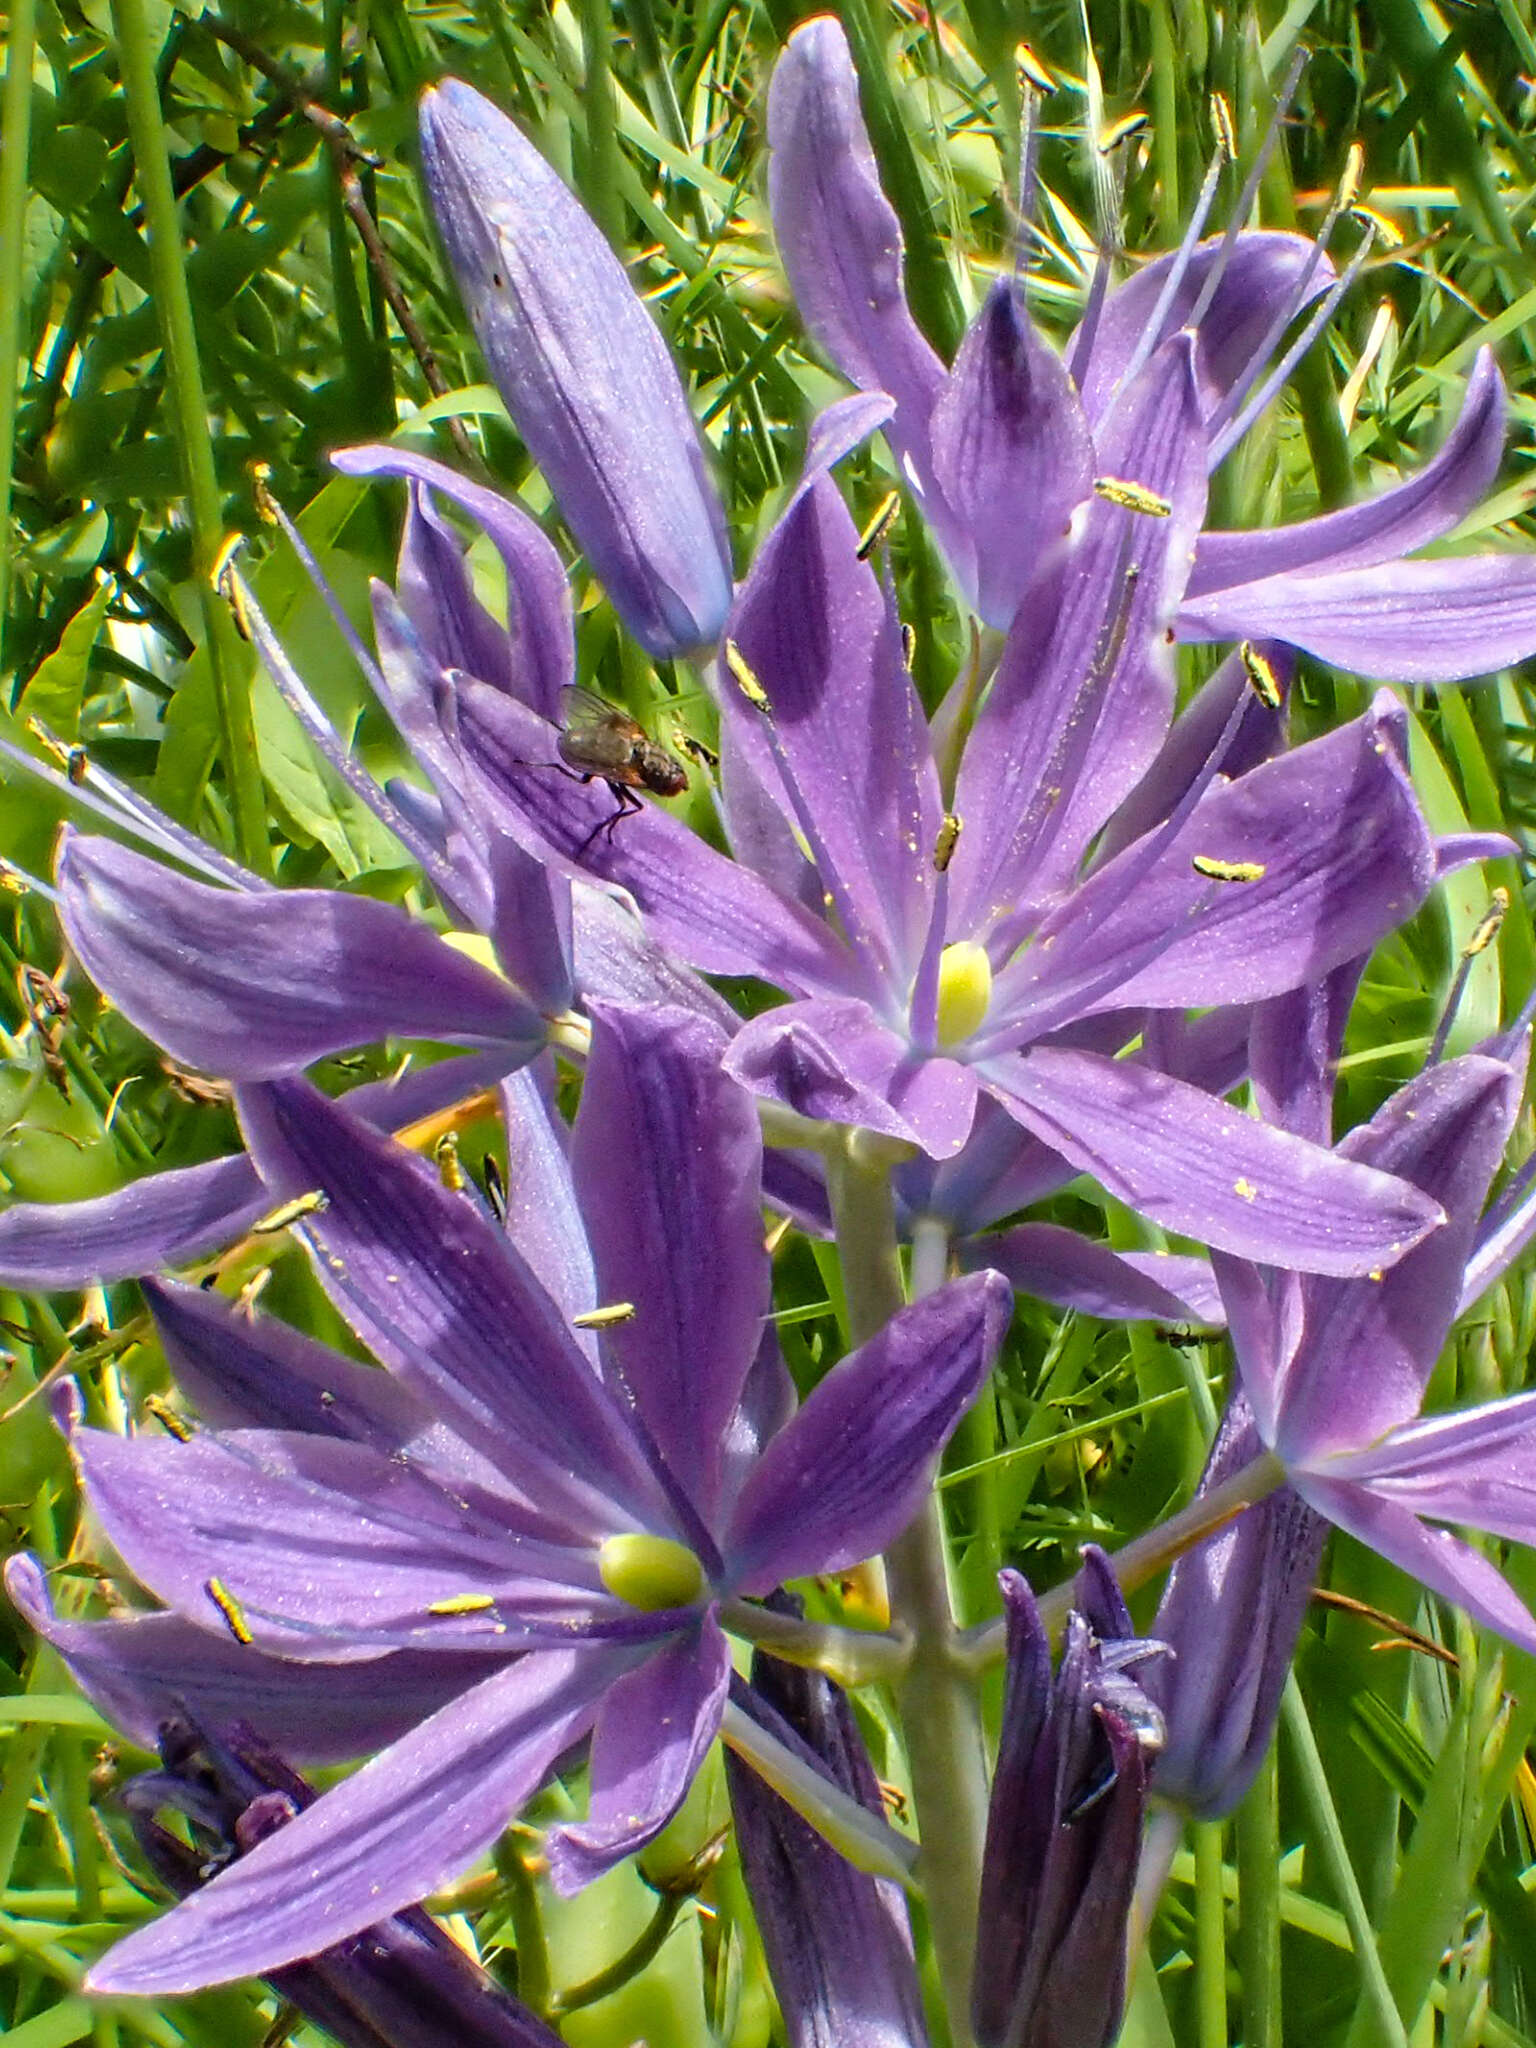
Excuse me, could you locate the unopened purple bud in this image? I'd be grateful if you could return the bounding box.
[117,1716,561,2048]
[1146,1395,1327,1818]
[418,78,733,659]
[973,1554,1164,2048]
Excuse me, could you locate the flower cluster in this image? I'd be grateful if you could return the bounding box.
[7,19,1536,2048]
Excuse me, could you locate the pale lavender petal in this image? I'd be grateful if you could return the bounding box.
[1188,350,1505,596]
[1265,1052,1522,1459]
[4,1554,496,1764]
[928,278,1093,625]
[0,1155,268,1289]
[84,1648,625,1992]
[398,480,517,697]
[966,1222,1221,1324]
[725,1271,1010,1592]
[949,334,1208,931]
[334,444,573,718]
[982,1045,1443,1276]
[991,696,1434,1032]
[570,884,741,1029]
[454,680,863,997]
[1247,963,1363,1148]
[236,1078,664,1534]
[1318,1389,1536,1544]
[766,19,948,541]
[724,471,941,980]
[573,1002,766,1516]
[60,834,543,1081]
[1078,234,1336,422]
[908,1095,1076,1236]
[1178,553,1536,682]
[724,998,979,1159]
[546,1619,730,1892]
[418,81,730,657]
[1296,1477,1536,1653]
[1462,1172,1536,1312]
[499,1062,594,1329]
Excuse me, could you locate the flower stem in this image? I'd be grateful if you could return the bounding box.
[0,0,37,665]
[828,1135,987,2048]
[719,1597,909,1685]
[719,1700,919,1891]
[108,0,269,876]
[958,1448,1287,1671]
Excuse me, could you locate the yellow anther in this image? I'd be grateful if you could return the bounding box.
[1210,92,1236,162]
[1240,642,1284,711]
[856,491,902,560]
[1233,1177,1258,1202]
[143,1395,192,1441]
[573,1301,638,1330]
[724,640,773,717]
[1016,40,1055,93]
[1465,887,1510,958]
[1192,856,1267,883]
[1093,476,1172,517]
[1098,110,1148,153]
[205,1577,254,1645]
[435,1131,466,1192]
[1338,141,1366,212]
[933,814,962,874]
[598,1533,706,1613]
[251,461,279,525]
[249,1190,328,1236]
[935,941,993,1048]
[427,1592,497,1616]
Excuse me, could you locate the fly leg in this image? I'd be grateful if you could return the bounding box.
[572,780,642,861]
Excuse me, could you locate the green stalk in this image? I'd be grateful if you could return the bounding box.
[1235,1751,1282,2048]
[1193,1820,1229,2048]
[0,0,37,672]
[828,1136,987,2047]
[576,0,627,250]
[107,0,268,874]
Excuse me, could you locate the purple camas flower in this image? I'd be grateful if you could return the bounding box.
[417,78,733,658]
[973,1551,1165,2048]
[121,1715,562,2048]
[7,999,1007,1993]
[1150,967,1536,1816]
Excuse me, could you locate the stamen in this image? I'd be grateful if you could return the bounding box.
[426,1592,498,1616]
[933,813,962,874]
[143,1395,193,1441]
[1429,887,1510,1063]
[1240,641,1285,710]
[1098,110,1149,153]
[1191,855,1266,882]
[1093,477,1173,517]
[219,557,467,910]
[856,491,902,561]
[435,1131,466,1191]
[1210,92,1237,163]
[723,639,774,718]
[1016,40,1055,93]
[205,1577,254,1645]
[1182,46,1308,335]
[249,1190,329,1236]
[572,1301,638,1329]
[1206,217,1379,470]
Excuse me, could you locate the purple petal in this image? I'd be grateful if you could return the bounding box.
[1178,553,1536,683]
[69,1423,603,1648]
[545,1619,730,1892]
[724,1271,1010,1591]
[453,680,861,997]
[982,1045,1444,1276]
[84,1648,625,1992]
[572,1002,766,1517]
[965,1222,1221,1324]
[1077,234,1336,423]
[724,471,942,982]
[1188,350,1506,596]
[570,884,741,1028]
[727,1646,929,2048]
[991,694,1435,1031]
[1297,1476,1536,1654]
[236,1078,663,1535]
[334,444,573,719]
[397,481,518,697]
[1318,1389,1536,1544]
[5,1553,498,1764]
[417,82,730,657]
[0,1154,268,1289]
[498,1062,595,1329]
[724,998,979,1159]
[909,1094,1077,1236]
[766,19,947,538]
[949,334,1208,931]
[1146,1399,1327,1819]
[60,834,543,1081]
[1259,1052,1523,1460]
[928,278,1094,625]
[1247,964,1364,1148]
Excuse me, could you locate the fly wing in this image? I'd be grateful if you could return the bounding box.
[556,684,639,777]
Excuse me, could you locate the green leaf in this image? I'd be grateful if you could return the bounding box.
[17,581,111,739]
